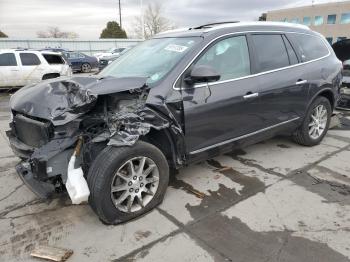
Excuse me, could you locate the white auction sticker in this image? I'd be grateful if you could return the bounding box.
[164,44,188,53]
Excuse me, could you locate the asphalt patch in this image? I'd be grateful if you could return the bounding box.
[188,215,350,262]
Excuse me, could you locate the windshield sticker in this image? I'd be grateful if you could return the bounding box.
[164,44,188,53]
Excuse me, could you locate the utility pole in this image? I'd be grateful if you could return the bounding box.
[118,0,122,28]
[140,0,145,39]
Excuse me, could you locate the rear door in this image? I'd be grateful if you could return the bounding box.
[249,33,308,127]
[67,52,84,71]
[180,35,265,154]
[42,53,69,75]
[18,52,45,85]
[0,52,21,87]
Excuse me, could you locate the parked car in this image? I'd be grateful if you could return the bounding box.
[7,22,342,224]
[332,39,350,110]
[98,48,131,71]
[94,47,126,60]
[0,49,72,88]
[63,51,98,73]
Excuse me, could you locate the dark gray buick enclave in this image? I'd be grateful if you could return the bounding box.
[7,22,342,224]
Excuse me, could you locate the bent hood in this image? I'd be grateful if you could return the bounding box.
[10,76,148,126]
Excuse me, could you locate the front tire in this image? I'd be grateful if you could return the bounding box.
[87,141,169,225]
[293,96,331,146]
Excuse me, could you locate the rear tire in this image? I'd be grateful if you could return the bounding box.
[87,141,169,225]
[81,63,91,73]
[293,96,331,146]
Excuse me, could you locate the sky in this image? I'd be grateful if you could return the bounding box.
[0,0,345,39]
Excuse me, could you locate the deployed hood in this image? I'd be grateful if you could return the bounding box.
[10,76,148,125]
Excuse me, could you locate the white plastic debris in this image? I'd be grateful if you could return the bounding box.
[66,138,90,204]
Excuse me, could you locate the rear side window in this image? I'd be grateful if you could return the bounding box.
[43,54,65,64]
[20,53,41,66]
[0,53,17,66]
[290,34,329,62]
[251,34,290,72]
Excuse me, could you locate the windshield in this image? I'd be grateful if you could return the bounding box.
[99,37,201,84]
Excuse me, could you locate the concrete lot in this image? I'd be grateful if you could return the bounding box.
[0,93,350,262]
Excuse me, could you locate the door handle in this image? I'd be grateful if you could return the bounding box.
[296,80,307,85]
[243,92,259,99]
[11,69,19,72]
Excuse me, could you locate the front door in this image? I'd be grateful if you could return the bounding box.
[180,35,264,154]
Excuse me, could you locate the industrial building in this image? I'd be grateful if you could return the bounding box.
[267,1,350,44]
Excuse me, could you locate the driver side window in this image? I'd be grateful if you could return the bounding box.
[195,35,251,81]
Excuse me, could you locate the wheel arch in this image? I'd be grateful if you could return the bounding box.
[308,88,335,111]
[140,128,182,170]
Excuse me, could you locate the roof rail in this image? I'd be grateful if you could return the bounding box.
[190,21,239,30]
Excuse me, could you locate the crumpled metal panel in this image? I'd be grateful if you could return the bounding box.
[93,102,170,147]
[10,76,148,126]
[10,78,97,126]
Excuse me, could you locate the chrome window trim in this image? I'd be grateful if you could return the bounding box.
[189,117,300,155]
[173,30,331,90]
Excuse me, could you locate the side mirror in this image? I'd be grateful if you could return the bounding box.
[186,65,221,84]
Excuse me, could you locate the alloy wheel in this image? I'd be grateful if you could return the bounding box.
[110,156,160,213]
[81,63,91,73]
[308,104,328,140]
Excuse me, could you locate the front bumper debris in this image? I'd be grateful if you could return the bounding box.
[16,162,55,198]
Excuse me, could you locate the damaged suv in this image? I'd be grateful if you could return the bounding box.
[7,22,342,224]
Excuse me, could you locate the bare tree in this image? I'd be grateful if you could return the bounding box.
[133,2,175,39]
[37,27,79,39]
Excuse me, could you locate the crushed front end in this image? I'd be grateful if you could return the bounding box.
[6,76,177,200]
[7,115,80,198]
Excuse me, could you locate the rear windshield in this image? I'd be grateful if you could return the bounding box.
[43,54,65,64]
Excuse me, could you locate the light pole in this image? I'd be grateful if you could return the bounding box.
[140,0,145,39]
[118,0,122,28]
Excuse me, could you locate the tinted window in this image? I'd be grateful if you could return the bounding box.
[290,18,300,24]
[327,14,337,24]
[341,13,350,24]
[303,17,311,25]
[65,52,84,59]
[194,35,250,81]
[291,34,329,62]
[252,34,289,72]
[0,53,17,66]
[43,54,64,64]
[20,53,41,66]
[283,35,298,65]
[314,16,324,26]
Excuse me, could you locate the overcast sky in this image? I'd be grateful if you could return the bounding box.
[0,0,344,39]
